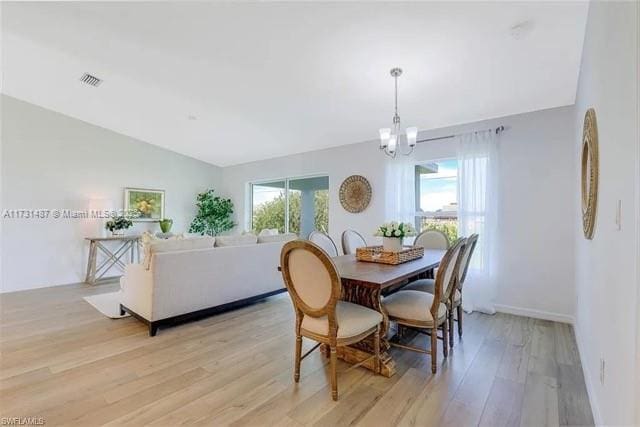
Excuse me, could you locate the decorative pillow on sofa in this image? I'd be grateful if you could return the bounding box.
[257,233,297,244]
[258,228,279,237]
[214,234,258,247]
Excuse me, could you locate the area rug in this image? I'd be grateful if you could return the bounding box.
[83,291,130,319]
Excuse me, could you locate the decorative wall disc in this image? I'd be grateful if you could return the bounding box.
[581,108,599,240]
[339,175,372,213]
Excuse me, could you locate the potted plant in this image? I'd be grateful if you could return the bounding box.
[105,216,133,236]
[159,218,173,233]
[374,221,416,252]
[189,189,235,236]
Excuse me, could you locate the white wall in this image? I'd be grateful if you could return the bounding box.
[1,96,223,292]
[222,105,577,321]
[572,2,640,425]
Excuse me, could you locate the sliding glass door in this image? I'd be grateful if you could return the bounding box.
[251,180,286,233]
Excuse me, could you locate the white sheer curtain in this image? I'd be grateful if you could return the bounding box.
[457,129,499,314]
[384,154,415,225]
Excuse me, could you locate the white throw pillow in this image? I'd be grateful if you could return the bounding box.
[258,228,279,237]
[257,233,297,244]
[215,234,258,247]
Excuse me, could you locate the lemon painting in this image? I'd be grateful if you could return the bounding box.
[124,188,165,221]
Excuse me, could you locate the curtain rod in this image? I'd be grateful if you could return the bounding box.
[415,125,506,145]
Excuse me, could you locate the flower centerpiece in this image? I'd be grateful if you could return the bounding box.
[105,216,133,236]
[374,221,416,252]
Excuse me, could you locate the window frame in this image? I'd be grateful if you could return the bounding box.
[248,173,329,234]
[414,157,459,232]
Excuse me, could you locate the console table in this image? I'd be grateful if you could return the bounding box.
[84,235,140,285]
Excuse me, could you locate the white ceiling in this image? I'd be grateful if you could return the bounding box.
[1,2,589,167]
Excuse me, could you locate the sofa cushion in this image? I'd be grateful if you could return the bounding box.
[215,234,258,247]
[143,234,215,269]
[257,233,297,244]
[258,228,279,236]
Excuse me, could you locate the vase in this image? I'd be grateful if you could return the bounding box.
[383,237,403,252]
[159,219,173,233]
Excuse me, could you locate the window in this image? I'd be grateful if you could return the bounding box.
[415,159,458,243]
[251,176,329,237]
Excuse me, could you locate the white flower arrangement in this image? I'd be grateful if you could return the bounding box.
[374,221,417,239]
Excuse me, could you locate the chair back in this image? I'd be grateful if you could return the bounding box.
[308,231,339,257]
[280,240,341,321]
[415,229,450,250]
[431,238,466,316]
[457,233,479,290]
[341,229,367,255]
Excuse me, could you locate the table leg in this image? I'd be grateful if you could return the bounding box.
[85,241,98,285]
[338,280,396,377]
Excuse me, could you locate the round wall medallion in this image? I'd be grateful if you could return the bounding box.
[339,175,372,213]
[581,108,599,240]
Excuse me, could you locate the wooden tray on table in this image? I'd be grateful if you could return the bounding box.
[355,245,424,265]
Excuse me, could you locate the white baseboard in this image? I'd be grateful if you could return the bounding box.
[573,323,603,426]
[494,304,575,324]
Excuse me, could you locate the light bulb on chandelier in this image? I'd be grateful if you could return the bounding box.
[379,68,418,158]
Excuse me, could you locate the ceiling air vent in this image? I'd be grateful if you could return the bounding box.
[80,73,102,87]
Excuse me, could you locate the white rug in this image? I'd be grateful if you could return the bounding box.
[83,291,130,319]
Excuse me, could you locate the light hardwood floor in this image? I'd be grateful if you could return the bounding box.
[0,282,593,426]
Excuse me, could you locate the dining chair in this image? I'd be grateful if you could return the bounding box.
[414,229,450,249]
[341,229,367,255]
[308,230,339,257]
[413,229,450,280]
[280,240,383,400]
[382,238,466,373]
[404,234,478,346]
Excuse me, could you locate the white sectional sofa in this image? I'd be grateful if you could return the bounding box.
[120,233,296,336]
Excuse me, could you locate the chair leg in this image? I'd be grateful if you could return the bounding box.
[442,321,448,358]
[294,335,302,382]
[449,309,455,348]
[430,328,438,374]
[374,324,381,374]
[457,305,463,338]
[330,345,338,401]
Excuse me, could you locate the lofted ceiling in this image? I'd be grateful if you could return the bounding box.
[1,2,589,167]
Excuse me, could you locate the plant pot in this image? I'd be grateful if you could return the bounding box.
[111,229,126,236]
[383,237,403,252]
[159,219,173,233]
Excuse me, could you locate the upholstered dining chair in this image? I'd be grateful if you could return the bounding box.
[341,229,367,255]
[280,240,383,400]
[404,234,478,346]
[413,229,450,280]
[414,229,450,250]
[308,230,339,257]
[382,238,466,373]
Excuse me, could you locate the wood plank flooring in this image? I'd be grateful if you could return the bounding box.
[0,282,594,426]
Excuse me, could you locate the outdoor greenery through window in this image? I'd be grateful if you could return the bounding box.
[251,176,329,237]
[415,159,458,244]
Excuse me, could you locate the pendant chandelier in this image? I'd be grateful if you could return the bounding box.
[379,67,418,158]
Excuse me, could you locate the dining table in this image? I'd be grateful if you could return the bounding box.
[331,249,447,377]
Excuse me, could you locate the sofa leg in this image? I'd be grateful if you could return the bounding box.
[119,304,126,316]
[149,323,158,337]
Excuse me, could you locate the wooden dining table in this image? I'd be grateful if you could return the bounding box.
[331,249,446,377]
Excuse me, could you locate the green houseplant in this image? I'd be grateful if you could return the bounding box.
[105,216,133,236]
[189,190,235,236]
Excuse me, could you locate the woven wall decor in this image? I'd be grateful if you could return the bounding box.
[581,108,599,240]
[339,175,372,213]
